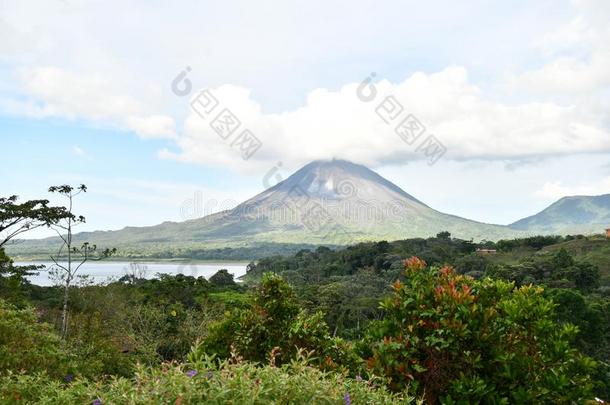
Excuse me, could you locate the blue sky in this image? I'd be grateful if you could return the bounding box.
[1,0,610,237]
[1,115,260,236]
[1,115,249,188]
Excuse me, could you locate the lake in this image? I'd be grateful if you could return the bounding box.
[15,261,250,286]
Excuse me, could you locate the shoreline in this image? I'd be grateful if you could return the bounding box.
[12,257,253,265]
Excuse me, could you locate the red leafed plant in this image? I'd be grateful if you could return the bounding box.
[365,256,596,403]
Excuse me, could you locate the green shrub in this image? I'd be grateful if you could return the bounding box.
[199,273,360,371]
[64,310,135,377]
[0,354,419,404]
[209,269,236,287]
[366,257,597,403]
[112,302,218,366]
[0,299,73,379]
[0,249,40,307]
[206,290,250,307]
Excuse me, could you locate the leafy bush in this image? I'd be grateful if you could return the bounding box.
[0,249,41,307]
[108,302,219,366]
[0,354,418,404]
[0,299,72,379]
[199,273,360,371]
[63,310,135,377]
[365,257,597,403]
[209,269,236,287]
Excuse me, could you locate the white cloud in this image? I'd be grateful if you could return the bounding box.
[515,0,610,94]
[534,16,595,55]
[4,0,610,232]
[535,178,610,200]
[125,115,177,139]
[516,55,610,94]
[160,67,610,173]
[4,66,177,140]
[1,0,609,175]
[18,66,141,119]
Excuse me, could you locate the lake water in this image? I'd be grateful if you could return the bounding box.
[15,261,250,286]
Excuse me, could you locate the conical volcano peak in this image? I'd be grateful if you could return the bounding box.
[265,159,424,204]
[223,158,515,243]
[295,158,381,178]
[302,158,369,171]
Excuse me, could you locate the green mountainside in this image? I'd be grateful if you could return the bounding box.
[8,160,522,258]
[510,194,610,235]
[8,161,610,260]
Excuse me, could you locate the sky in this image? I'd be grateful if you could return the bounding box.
[1,0,610,238]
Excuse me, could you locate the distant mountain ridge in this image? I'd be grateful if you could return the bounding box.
[510,194,610,235]
[8,160,610,257]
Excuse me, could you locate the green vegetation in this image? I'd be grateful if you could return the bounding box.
[245,233,610,399]
[1,192,609,403]
[366,258,595,403]
[0,356,415,404]
[7,241,326,262]
[1,252,607,403]
[509,194,610,235]
[0,300,72,379]
[198,273,361,372]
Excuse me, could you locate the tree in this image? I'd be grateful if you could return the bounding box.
[209,269,236,287]
[436,231,451,240]
[199,273,352,369]
[0,194,70,304]
[0,299,72,379]
[553,247,575,269]
[0,249,41,306]
[0,195,71,248]
[366,256,596,403]
[48,185,115,339]
[570,262,600,292]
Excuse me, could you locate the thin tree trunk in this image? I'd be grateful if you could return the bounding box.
[61,277,70,338]
[60,195,73,340]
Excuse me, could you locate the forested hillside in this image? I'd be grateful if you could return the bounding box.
[2,230,609,402]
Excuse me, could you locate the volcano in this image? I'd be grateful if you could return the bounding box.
[210,159,518,244]
[9,159,523,256]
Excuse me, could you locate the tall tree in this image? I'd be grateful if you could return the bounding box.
[48,184,115,339]
[0,195,70,248]
[209,269,236,287]
[0,194,71,304]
